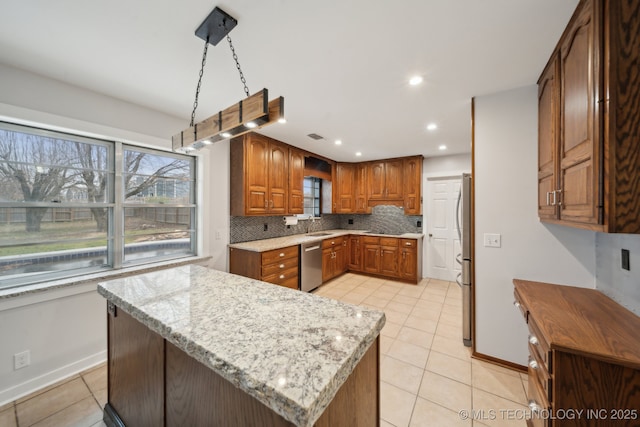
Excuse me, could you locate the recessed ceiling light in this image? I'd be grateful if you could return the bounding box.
[438,145,447,151]
[427,123,438,131]
[409,75,423,86]
[202,139,213,145]
[355,152,362,157]
[335,139,342,145]
[245,121,257,129]
[221,132,232,138]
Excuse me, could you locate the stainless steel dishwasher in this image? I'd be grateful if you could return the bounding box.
[300,242,322,292]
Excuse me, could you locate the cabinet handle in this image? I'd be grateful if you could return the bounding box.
[279,264,285,269]
[343,241,347,246]
[279,274,285,279]
[556,189,562,206]
[405,242,412,246]
[270,200,274,208]
[528,335,539,346]
[279,253,285,257]
[265,200,269,208]
[528,358,538,370]
[513,301,521,309]
[546,191,550,206]
[551,190,557,206]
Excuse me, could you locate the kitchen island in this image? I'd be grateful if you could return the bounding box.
[97,264,385,427]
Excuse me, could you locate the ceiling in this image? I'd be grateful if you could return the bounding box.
[0,0,578,162]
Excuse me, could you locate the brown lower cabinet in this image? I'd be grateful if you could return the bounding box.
[321,236,347,282]
[357,236,419,284]
[229,245,299,290]
[514,279,640,427]
[106,305,380,427]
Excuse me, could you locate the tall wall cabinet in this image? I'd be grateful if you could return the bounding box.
[231,133,289,216]
[537,0,640,233]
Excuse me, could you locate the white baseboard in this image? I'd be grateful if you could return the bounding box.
[0,350,107,407]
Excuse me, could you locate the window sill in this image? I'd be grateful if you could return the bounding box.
[0,255,212,305]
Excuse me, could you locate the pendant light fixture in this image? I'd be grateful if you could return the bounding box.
[172,7,285,152]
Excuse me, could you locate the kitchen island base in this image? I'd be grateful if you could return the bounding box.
[104,305,380,427]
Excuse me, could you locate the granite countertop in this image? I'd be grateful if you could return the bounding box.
[229,229,425,252]
[97,265,385,427]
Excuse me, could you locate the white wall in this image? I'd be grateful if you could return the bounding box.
[596,233,640,315]
[0,63,220,404]
[474,85,596,365]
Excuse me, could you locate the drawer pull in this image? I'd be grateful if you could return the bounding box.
[528,335,539,346]
[279,253,285,257]
[528,400,542,413]
[405,242,412,246]
[513,301,521,309]
[279,274,285,279]
[279,264,285,268]
[528,358,538,370]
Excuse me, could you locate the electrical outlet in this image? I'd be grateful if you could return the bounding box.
[215,230,221,240]
[417,220,422,227]
[622,249,630,271]
[348,219,354,225]
[263,223,268,231]
[14,350,30,370]
[483,233,501,248]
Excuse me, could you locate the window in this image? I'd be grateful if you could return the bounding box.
[303,177,321,218]
[0,122,196,289]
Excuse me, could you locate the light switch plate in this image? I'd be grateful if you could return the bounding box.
[483,233,501,248]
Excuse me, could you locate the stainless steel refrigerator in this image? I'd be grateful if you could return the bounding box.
[456,173,472,347]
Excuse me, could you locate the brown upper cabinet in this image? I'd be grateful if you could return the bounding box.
[403,156,423,215]
[334,163,356,213]
[230,133,288,216]
[367,160,404,201]
[538,0,640,233]
[289,147,305,215]
[355,163,369,213]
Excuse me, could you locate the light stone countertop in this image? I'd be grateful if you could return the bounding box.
[229,229,424,252]
[97,264,385,427]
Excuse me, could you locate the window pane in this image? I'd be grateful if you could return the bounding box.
[0,207,110,288]
[0,128,112,204]
[123,149,192,203]
[123,207,194,263]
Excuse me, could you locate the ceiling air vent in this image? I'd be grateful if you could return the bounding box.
[307,133,324,140]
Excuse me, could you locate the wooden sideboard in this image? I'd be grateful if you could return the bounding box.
[513,279,640,427]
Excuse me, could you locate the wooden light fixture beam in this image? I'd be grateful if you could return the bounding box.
[172,90,284,151]
[173,6,285,152]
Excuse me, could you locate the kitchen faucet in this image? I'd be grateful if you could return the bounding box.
[306,216,316,234]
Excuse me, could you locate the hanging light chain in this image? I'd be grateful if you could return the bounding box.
[190,39,209,128]
[227,35,250,97]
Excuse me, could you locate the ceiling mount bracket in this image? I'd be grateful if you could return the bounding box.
[195,7,237,46]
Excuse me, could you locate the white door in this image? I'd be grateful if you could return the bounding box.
[426,177,461,281]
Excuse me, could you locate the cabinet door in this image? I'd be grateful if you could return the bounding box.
[362,244,380,273]
[335,243,347,275]
[559,0,600,225]
[403,157,422,214]
[538,54,559,221]
[245,135,270,214]
[399,247,417,281]
[380,244,399,277]
[348,237,362,271]
[268,142,288,214]
[355,163,368,213]
[367,162,385,200]
[322,247,334,282]
[385,160,404,199]
[336,163,356,213]
[288,148,304,214]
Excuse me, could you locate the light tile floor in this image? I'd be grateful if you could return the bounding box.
[1,274,529,426]
[314,274,530,427]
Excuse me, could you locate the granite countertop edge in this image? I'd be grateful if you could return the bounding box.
[229,229,425,252]
[97,275,385,427]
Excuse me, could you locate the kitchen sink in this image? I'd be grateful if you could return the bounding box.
[306,232,333,236]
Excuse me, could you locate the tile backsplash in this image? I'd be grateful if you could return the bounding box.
[230,205,423,243]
